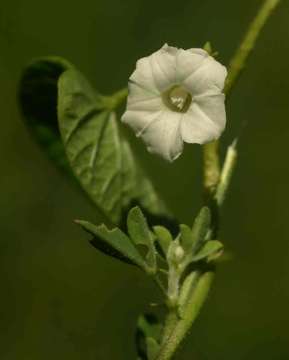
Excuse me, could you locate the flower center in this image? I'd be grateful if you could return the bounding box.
[162,85,192,113]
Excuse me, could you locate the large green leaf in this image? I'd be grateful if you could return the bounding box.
[19,57,73,175]
[19,58,168,225]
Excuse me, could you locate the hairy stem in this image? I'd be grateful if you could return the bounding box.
[156,272,214,360]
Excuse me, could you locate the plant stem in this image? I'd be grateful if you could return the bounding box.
[105,87,128,110]
[203,0,281,204]
[160,310,179,347]
[203,140,221,196]
[156,272,214,360]
[224,0,281,96]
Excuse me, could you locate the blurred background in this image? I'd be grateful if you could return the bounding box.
[1,0,289,359]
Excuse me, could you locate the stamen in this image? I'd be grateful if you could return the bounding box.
[162,85,192,113]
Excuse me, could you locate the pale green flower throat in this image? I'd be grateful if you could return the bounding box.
[162,85,192,113]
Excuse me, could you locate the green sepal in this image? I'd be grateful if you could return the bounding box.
[127,206,157,273]
[203,41,219,57]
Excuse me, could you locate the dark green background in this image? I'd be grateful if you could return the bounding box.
[1,0,289,358]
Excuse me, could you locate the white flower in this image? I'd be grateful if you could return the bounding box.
[121,44,227,162]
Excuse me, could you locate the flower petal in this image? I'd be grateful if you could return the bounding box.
[181,99,225,144]
[141,110,183,161]
[130,44,178,94]
[123,44,227,161]
[127,93,163,112]
[195,93,226,129]
[121,109,163,136]
[183,56,227,95]
[175,48,208,83]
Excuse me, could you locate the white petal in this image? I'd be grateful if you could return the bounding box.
[183,56,227,95]
[127,81,159,104]
[181,100,224,144]
[129,57,159,94]
[130,44,178,94]
[123,44,228,162]
[140,110,183,162]
[175,48,208,83]
[121,109,163,136]
[189,48,209,56]
[127,94,163,112]
[195,93,226,129]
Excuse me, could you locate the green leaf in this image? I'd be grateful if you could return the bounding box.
[127,207,156,272]
[146,337,160,360]
[179,224,195,253]
[178,271,214,320]
[19,58,169,226]
[153,225,173,257]
[19,57,73,175]
[192,240,223,262]
[89,234,136,266]
[191,207,211,249]
[136,314,162,360]
[76,220,147,270]
[178,271,199,317]
[137,314,162,343]
[57,67,168,225]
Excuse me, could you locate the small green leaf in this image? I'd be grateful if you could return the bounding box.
[153,226,173,257]
[146,337,160,360]
[76,220,147,270]
[127,207,156,272]
[136,314,162,360]
[178,271,199,318]
[178,271,214,320]
[179,224,195,253]
[89,235,135,266]
[191,207,211,249]
[192,240,223,262]
[137,314,162,342]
